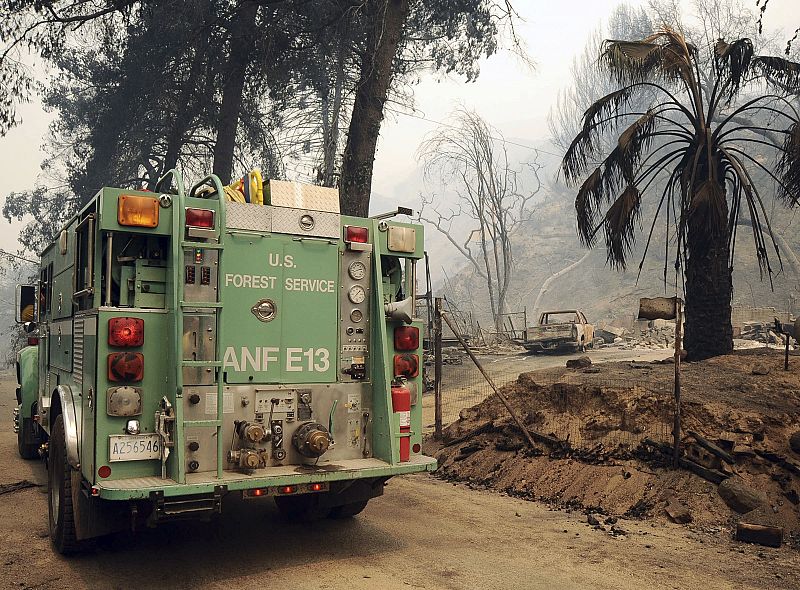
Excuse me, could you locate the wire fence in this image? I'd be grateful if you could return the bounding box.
[431,347,676,454]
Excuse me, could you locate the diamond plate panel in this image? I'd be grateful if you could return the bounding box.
[271,207,340,239]
[226,202,272,231]
[269,180,340,213]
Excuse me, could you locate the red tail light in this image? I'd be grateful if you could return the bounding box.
[280,485,297,495]
[186,208,214,228]
[310,483,323,492]
[394,326,419,351]
[108,317,144,347]
[27,337,39,346]
[394,353,419,378]
[98,465,112,478]
[108,352,144,382]
[344,225,369,243]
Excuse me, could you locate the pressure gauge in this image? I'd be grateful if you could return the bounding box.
[348,260,367,280]
[348,285,366,304]
[350,309,364,323]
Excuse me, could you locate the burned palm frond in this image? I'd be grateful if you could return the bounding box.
[776,121,800,206]
[754,55,800,92]
[617,110,657,180]
[601,39,663,84]
[660,38,694,83]
[562,126,600,185]
[580,86,638,134]
[688,179,726,239]
[714,38,755,99]
[603,185,641,269]
[575,168,602,246]
[563,88,649,185]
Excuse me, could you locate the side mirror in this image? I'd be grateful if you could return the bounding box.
[23,321,37,334]
[15,284,37,324]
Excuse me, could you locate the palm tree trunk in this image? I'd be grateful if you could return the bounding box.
[684,222,734,361]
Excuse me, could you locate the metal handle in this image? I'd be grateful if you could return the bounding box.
[155,169,185,196]
[189,174,225,200]
[291,236,337,245]
[227,230,268,238]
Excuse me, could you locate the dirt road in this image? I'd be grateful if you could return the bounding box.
[1,368,797,590]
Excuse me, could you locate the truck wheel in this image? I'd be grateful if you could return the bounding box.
[274,494,330,522]
[48,414,84,554]
[17,415,40,460]
[329,500,369,519]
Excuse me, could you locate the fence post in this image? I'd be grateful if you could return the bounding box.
[673,299,683,467]
[434,297,443,440]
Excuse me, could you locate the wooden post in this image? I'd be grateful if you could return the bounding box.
[434,297,443,440]
[673,299,683,468]
[785,332,790,371]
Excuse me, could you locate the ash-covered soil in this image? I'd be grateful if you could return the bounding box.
[427,350,800,546]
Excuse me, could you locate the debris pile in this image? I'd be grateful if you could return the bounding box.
[596,320,676,350]
[738,320,798,348]
[427,350,800,546]
[624,319,676,350]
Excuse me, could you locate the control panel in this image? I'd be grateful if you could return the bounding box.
[339,250,371,380]
[183,248,219,302]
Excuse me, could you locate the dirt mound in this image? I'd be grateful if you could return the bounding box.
[428,350,800,543]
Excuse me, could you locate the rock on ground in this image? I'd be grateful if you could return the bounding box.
[566,356,592,369]
[789,430,800,455]
[718,477,767,514]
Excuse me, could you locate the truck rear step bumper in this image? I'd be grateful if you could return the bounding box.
[94,455,436,500]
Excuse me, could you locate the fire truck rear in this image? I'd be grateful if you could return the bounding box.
[13,170,435,553]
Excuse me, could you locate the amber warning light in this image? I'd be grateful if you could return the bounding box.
[118,195,159,228]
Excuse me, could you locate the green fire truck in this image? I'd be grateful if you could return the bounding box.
[13,170,435,553]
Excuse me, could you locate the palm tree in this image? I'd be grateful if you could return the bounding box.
[562,27,800,360]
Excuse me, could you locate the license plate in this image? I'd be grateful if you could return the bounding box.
[108,434,161,462]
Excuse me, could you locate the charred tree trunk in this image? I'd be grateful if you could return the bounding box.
[212,0,258,184]
[339,0,410,217]
[684,206,734,361]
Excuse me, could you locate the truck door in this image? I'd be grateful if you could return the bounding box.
[220,233,339,384]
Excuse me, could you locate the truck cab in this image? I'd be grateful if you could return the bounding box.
[523,310,594,353]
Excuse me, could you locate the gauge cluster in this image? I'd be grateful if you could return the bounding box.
[340,250,371,380]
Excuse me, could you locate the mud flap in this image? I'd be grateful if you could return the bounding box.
[73,478,127,540]
[318,477,388,510]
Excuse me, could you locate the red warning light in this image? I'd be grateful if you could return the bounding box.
[280,485,297,495]
[394,353,420,378]
[344,225,369,243]
[186,208,214,228]
[98,465,112,478]
[108,317,144,347]
[394,326,419,351]
[310,483,323,492]
[107,352,144,382]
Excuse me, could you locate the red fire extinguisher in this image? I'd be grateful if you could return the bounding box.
[391,380,411,462]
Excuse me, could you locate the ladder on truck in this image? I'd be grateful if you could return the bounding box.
[156,170,228,482]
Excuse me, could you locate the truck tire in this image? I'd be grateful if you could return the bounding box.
[48,414,85,554]
[17,415,40,460]
[328,499,369,519]
[274,494,330,522]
